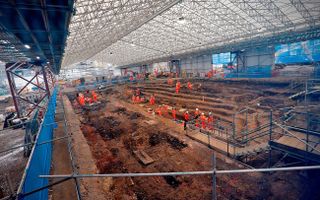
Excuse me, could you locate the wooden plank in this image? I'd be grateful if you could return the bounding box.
[133,150,155,165]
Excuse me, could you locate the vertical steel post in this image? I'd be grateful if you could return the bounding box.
[232,114,236,139]
[42,65,50,97]
[304,80,309,152]
[5,63,20,117]
[212,153,217,200]
[268,110,273,168]
[306,112,310,152]
[245,109,248,145]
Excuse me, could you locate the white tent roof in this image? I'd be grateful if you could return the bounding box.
[62,0,320,68]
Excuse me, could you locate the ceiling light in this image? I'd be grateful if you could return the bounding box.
[0,40,8,44]
[36,56,40,59]
[47,61,50,64]
[24,44,31,49]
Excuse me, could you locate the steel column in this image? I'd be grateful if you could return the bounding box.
[42,65,50,96]
[5,63,21,117]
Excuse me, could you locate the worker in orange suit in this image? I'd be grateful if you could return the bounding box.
[149,94,155,105]
[78,93,85,106]
[200,113,207,129]
[187,82,193,90]
[175,81,181,94]
[156,105,162,116]
[135,95,140,103]
[184,111,190,121]
[91,91,98,102]
[194,108,200,118]
[162,104,168,115]
[172,107,177,121]
[183,111,189,130]
[207,112,214,130]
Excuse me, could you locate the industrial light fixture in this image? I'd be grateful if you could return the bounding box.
[36,56,40,59]
[24,44,31,49]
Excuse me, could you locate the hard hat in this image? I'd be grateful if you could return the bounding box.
[186,111,188,113]
[201,113,204,115]
[209,112,212,115]
[196,108,199,110]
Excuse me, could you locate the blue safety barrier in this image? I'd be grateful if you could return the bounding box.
[18,87,58,200]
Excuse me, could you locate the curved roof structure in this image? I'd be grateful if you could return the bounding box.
[62,0,320,68]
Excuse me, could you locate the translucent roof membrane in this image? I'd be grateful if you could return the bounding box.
[62,0,320,68]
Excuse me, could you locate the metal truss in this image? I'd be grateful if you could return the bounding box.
[62,0,320,68]
[5,62,55,117]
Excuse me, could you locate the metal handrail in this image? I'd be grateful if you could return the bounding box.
[273,121,320,154]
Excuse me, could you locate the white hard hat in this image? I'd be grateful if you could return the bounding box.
[196,108,199,110]
[201,112,204,115]
[186,111,188,113]
[209,112,212,115]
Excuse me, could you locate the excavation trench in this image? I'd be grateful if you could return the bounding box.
[67,79,319,200]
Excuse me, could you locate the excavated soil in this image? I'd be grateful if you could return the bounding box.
[68,78,320,200]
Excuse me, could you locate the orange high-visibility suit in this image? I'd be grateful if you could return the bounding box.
[207,71,213,78]
[184,112,189,121]
[187,82,192,90]
[207,115,214,130]
[162,105,168,114]
[176,81,181,94]
[194,109,200,117]
[78,93,85,106]
[156,107,162,116]
[200,114,207,129]
[172,109,176,120]
[135,95,140,103]
[91,91,98,102]
[79,97,85,106]
[149,95,155,105]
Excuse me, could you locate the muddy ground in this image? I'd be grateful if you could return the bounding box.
[0,97,27,199]
[68,79,320,200]
[0,128,26,198]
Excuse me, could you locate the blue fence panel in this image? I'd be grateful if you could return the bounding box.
[19,87,58,200]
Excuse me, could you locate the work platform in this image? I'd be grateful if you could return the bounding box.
[186,121,320,164]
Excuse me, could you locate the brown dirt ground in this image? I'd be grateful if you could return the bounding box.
[65,78,320,200]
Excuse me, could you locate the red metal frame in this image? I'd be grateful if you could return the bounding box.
[5,62,55,117]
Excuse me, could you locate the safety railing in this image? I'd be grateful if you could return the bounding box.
[17,87,58,200]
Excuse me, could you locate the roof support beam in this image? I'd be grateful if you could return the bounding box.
[87,0,183,60]
[9,0,46,59]
[289,0,315,27]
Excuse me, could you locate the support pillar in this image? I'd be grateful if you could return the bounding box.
[5,63,21,117]
[42,66,50,97]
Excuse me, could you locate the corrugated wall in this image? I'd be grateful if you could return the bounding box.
[180,55,212,76]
